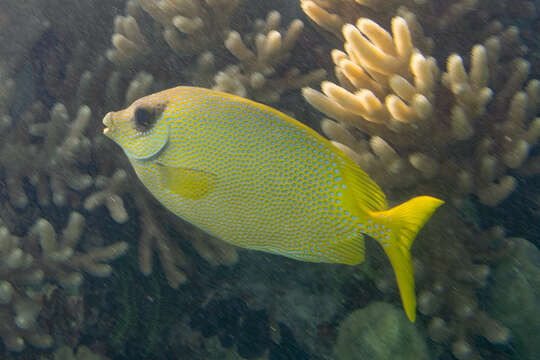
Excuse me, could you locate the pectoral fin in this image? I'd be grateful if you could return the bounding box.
[158,164,217,200]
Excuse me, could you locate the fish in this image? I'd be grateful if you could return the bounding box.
[102,86,444,322]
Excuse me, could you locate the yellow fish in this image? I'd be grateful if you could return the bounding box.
[102,86,443,322]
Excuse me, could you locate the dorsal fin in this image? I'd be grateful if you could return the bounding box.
[337,148,387,211]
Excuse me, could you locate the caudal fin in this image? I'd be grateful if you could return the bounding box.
[369,196,444,322]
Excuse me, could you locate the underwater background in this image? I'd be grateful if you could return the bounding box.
[0,0,539,359]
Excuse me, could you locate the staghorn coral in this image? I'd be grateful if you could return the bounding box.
[416,209,512,359]
[299,0,427,39]
[5,28,240,289]
[0,101,94,209]
[300,0,536,45]
[133,190,238,288]
[0,35,115,211]
[106,7,150,65]
[211,10,326,102]
[0,213,127,352]
[0,34,238,357]
[83,170,130,224]
[106,1,326,103]
[107,0,242,64]
[0,33,130,219]
[303,16,540,206]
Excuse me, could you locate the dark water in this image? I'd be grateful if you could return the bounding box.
[0,0,538,359]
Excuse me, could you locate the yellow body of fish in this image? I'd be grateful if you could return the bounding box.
[103,86,443,322]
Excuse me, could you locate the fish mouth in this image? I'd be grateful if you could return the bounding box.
[102,112,114,137]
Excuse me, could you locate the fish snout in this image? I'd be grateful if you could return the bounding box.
[102,112,114,137]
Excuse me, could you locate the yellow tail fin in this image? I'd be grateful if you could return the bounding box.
[369,196,444,322]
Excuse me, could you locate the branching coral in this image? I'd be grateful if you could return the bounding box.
[300,0,536,44]
[418,217,512,359]
[0,213,127,351]
[134,191,238,288]
[0,43,239,357]
[106,3,150,65]
[303,16,540,206]
[106,1,326,103]
[107,0,242,64]
[85,159,238,288]
[300,0,426,39]
[83,170,130,224]
[4,33,239,294]
[0,34,108,209]
[210,10,326,102]
[0,102,94,208]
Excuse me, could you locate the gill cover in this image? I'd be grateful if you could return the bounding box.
[124,122,169,160]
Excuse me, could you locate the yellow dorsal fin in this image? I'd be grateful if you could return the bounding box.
[339,152,387,212]
[369,196,444,322]
[158,164,217,200]
[211,86,387,212]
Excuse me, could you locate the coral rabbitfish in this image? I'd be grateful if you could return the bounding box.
[102,86,443,322]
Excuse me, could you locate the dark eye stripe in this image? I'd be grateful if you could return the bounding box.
[134,107,155,131]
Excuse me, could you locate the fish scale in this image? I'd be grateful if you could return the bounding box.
[103,86,444,322]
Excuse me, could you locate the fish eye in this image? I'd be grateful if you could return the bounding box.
[134,106,156,132]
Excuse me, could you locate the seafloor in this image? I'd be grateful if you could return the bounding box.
[0,0,538,359]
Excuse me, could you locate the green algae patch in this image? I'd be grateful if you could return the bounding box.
[487,238,540,360]
[334,301,429,360]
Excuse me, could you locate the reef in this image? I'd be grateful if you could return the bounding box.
[0,213,127,352]
[106,0,326,103]
[303,13,539,206]
[0,0,240,354]
[301,1,539,359]
[408,207,512,359]
[0,0,538,359]
[486,237,540,360]
[0,0,242,293]
[300,0,537,48]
